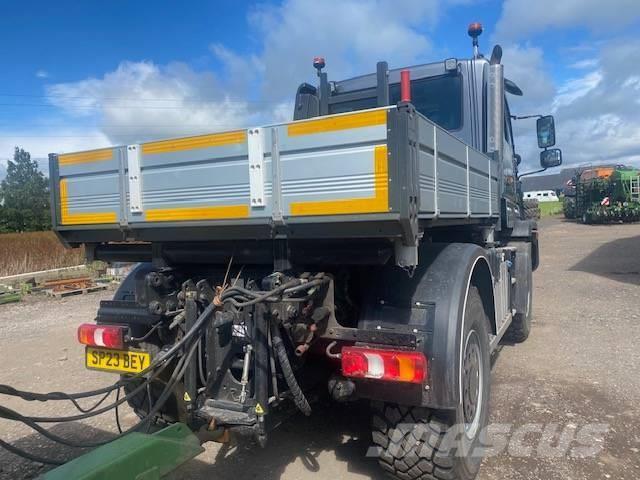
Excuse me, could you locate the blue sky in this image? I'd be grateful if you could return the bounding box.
[1,0,639,176]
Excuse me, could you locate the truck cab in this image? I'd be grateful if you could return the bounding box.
[293,50,541,236]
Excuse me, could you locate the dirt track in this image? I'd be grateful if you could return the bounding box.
[1,218,639,479]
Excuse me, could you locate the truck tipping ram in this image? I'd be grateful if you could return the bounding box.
[50,24,561,480]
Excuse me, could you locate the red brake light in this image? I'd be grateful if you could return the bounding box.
[78,323,126,349]
[341,346,427,384]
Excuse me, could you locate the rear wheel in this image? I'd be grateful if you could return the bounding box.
[371,286,491,480]
[122,341,187,426]
[111,266,187,426]
[523,199,540,220]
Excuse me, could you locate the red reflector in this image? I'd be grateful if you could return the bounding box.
[341,347,427,384]
[77,323,125,349]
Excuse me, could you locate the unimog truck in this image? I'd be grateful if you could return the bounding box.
[50,24,561,480]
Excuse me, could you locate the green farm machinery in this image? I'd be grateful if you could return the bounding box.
[564,166,640,224]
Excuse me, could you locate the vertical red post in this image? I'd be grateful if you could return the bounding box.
[400,69,411,103]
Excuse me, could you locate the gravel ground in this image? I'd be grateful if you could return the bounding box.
[0,218,639,479]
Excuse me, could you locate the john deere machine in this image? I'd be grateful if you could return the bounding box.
[2,24,561,480]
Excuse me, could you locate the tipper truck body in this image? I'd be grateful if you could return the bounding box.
[49,26,561,480]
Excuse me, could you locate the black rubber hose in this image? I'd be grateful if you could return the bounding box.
[0,437,64,465]
[14,347,176,423]
[0,302,217,404]
[8,319,204,424]
[0,338,199,450]
[221,280,300,307]
[269,321,311,416]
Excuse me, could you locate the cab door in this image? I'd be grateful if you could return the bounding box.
[502,98,520,226]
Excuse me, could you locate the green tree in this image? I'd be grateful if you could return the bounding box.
[0,147,50,232]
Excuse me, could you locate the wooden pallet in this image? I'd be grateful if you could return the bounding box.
[46,284,107,298]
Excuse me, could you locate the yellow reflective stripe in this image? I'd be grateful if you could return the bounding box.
[142,130,246,155]
[58,149,113,166]
[290,145,389,216]
[145,205,249,222]
[59,179,118,225]
[287,109,387,136]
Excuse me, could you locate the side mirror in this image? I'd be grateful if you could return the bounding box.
[514,153,522,166]
[536,115,556,148]
[540,148,562,169]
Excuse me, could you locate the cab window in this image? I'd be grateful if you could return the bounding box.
[330,74,463,131]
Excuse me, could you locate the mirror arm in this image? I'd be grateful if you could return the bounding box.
[518,167,547,179]
[510,114,544,120]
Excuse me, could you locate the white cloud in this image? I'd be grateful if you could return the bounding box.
[510,37,640,170]
[250,0,438,100]
[35,70,49,79]
[552,71,602,110]
[45,61,261,145]
[495,0,640,40]
[502,45,555,107]
[568,59,598,70]
[41,0,441,147]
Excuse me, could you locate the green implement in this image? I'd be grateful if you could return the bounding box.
[0,291,21,304]
[41,423,204,480]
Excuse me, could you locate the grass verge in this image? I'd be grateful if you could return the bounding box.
[540,200,563,217]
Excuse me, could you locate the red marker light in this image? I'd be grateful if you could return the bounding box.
[78,323,126,349]
[313,56,326,70]
[400,69,411,103]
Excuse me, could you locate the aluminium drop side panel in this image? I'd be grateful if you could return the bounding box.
[48,154,61,229]
[55,148,122,228]
[51,105,498,246]
[415,113,496,219]
[416,118,436,216]
[51,108,404,244]
[490,159,500,215]
[436,128,468,216]
[128,130,273,224]
[467,148,492,216]
[277,108,392,221]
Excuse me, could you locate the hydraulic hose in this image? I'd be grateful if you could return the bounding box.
[0,302,217,406]
[0,437,64,465]
[269,321,311,416]
[0,336,200,450]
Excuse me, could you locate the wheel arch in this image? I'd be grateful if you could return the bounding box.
[469,257,496,336]
[356,243,496,410]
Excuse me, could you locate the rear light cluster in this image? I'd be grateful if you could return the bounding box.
[78,323,126,349]
[341,346,427,384]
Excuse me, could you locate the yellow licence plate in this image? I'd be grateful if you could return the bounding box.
[85,347,151,374]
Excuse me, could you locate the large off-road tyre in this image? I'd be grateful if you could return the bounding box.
[122,341,187,427]
[563,197,576,219]
[504,243,533,343]
[111,269,186,427]
[371,286,491,480]
[523,199,540,220]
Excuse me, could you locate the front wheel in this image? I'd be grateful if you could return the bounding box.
[371,286,491,480]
